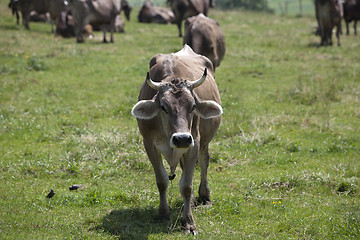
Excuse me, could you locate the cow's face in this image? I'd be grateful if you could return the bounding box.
[132,68,223,149]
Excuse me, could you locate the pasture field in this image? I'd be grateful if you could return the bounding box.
[1,1,360,239]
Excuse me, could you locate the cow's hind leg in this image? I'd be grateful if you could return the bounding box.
[144,140,170,220]
[102,29,107,43]
[198,145,211,205]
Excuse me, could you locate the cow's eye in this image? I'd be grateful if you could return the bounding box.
[160,105,168,114]
[190,104,196,113]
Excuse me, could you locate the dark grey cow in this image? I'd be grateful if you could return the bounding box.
[343,0,360,35]
[17,0,66,32]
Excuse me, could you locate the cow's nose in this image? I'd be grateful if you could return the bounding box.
[170,133,194,149]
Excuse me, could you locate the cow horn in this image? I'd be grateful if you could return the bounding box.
[146,72,161,90]
[191,68,207,89]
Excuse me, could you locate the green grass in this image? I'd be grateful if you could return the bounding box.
[1,1,360,239]
[268,0,315,16]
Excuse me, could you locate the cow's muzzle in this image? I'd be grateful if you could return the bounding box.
[170,133,194,149]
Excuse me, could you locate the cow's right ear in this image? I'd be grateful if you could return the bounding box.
[131,100,158,119]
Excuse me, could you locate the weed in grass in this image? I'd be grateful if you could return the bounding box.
[26,55,48,71]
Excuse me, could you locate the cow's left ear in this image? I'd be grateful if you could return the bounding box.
[131,100,158,119]
[195,100,223,119]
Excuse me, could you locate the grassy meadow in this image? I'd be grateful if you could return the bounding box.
[1,1,360,239]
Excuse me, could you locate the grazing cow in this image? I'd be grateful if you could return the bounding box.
[17,0,66,32]
[131,45,222,235]
[138,1,175,24]
[183,13,225,70]
[343,0,360,35]
[168,0,211,37]
[315,0,343,46]
[69,0,131,43]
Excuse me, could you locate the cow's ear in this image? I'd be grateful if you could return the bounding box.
[131,100,158,119]
[195,100,223,119]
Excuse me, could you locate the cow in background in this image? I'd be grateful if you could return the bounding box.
[69,0,132,43]
[138,1,175,24]
[183,13,225,70]
[132,45,222,235]
[17,0,66,32]
[315,0,343,46]
[343,0,360,35]
[168,0,212,37]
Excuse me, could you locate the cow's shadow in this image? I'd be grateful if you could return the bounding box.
[98,205,183,239]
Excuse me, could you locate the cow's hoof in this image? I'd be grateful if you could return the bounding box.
[183,223,197,235]
[197,195,211,206]
[184,228,198,235]
[198,199,212,206]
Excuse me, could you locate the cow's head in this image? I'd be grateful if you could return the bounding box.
[122,0,132,21]
[132,68,223,149]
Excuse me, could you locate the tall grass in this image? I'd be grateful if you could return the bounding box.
[0,1,359,239]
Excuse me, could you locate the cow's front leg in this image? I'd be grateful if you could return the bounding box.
[198,145,211,205]
[180,151,198,235]
[144,140,170,220]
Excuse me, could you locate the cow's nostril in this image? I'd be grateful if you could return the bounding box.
[173,136,180,146]
[186,135,192,145]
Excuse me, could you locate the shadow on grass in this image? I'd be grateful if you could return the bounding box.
[99,207,182,239]
[0,24,21,31]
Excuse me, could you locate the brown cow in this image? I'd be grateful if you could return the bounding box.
[315,0,343,46]
[183,13,225,70]
[69,0,132,43]
[168,0,212,37]
[138,1,175,24]
[343,0,360,35]
[131,44,222,235]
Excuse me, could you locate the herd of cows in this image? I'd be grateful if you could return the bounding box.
[6,0,360,235]
[8,0,225,69]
